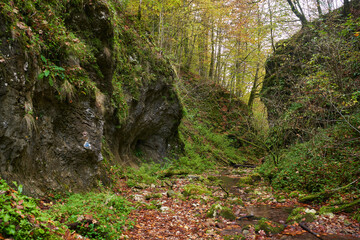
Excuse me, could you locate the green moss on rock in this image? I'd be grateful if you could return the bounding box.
[254,218,284,234]
[145,193,162,200]
[206,204,236,220]
[182,184,211,198]
[238,173,262,187]
[287,207,317,223]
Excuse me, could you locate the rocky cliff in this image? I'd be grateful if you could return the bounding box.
[261,2,360,146]
[0,0,182,196]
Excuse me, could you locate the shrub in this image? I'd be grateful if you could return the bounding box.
[0,179,57,240]
[259,116,360,193]
[49,192,134,239]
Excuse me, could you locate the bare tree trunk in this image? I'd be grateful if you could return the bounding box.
[267,0,276,52]
[185,33,197,72]
[158,6,164,48]
[248,63,260,109]
[296,0,306,16]
[138,0,142,20]
[286,0,308,25]
[215,28,222,83]
[343,0,350,16]
[316,0,323,15]
[209,21,215,80]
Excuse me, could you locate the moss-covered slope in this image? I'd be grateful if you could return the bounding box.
[175,72,260,171]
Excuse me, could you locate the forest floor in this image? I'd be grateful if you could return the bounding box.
[115,166,360,240]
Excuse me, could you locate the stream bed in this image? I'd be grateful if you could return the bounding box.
[218,175,360,240]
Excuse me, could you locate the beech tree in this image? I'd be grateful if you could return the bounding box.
[126,0,352,110]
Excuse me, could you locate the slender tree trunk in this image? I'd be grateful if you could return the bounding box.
[198,13,209,78]
[209,21,215,80]
[177,29,184,74]
[248,62,260,109]
[198,36,205,77]
[158,6,164,48]
[238,41,247,98]
[249,5,263,109]
[198,26,207,77]
[267,0,276,52]
[138,0,142,20]
[185,33,196,72]
[296,0,306,17]
[286,0,308,25]
[316,0,323,15]
[215,28,222,83]
[343,0,350,16]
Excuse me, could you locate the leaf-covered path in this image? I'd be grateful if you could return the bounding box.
[116,167,360,240]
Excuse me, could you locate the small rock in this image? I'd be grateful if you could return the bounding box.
[305,208,316,214]
[134,183,147,189]
[160,206,170,212]
[133,194,144,202]
[167,190,176,198]
[323,212,335,219]
[215,222,226,228]
[242,229,249,235]
[188,175,200,180]
[201,195,210,202]
[205,219,216,227]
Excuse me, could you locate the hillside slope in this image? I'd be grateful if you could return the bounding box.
[175,72,260,170]
[260,2,360,193]
[261,3,360,146]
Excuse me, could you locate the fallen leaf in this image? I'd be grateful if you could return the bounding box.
[16,22,27,30]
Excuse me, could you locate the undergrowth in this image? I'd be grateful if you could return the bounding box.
[0,179,59,239]
[0,178,134,240]
[259,113,360,193]
[49,192,134,239]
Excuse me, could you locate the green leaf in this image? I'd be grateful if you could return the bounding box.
[38,72,44,80]
[49,78,54,87]
[3,213,10,222]
[40,55,47,63]
[44,69,50,77]
[6,225,16,235]
[53,66,65,71]
[18,184,23,194]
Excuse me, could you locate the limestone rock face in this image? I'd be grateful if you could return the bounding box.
[0,1,182,196]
